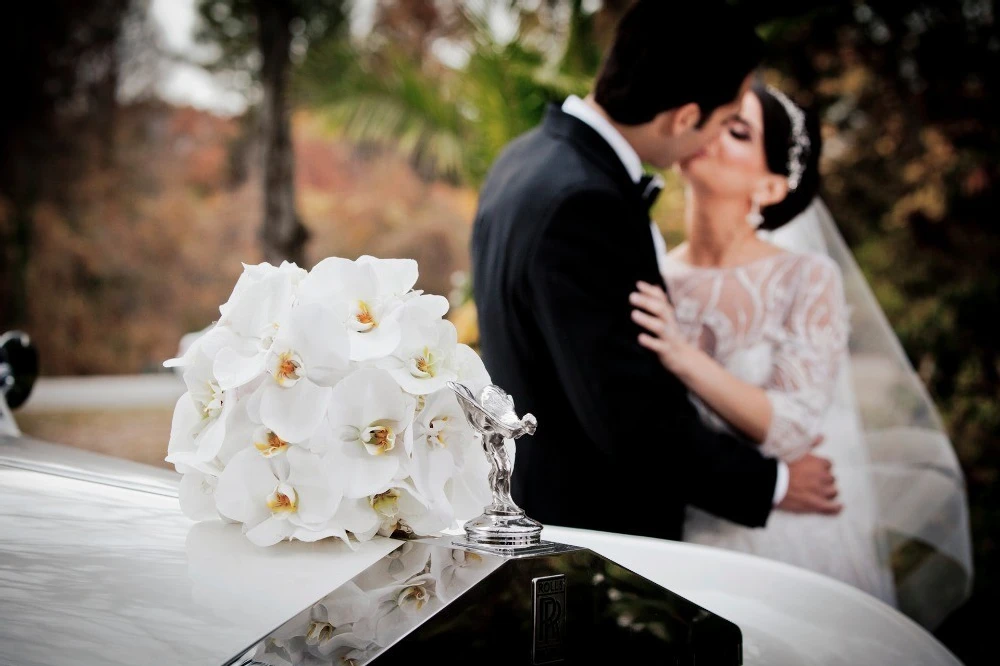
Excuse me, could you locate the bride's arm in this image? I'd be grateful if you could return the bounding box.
[629,283,774,442]
[631,257,849,457]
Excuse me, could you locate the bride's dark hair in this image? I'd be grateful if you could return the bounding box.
[753,83,823,230]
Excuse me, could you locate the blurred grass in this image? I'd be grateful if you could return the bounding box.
[17,408,173,469]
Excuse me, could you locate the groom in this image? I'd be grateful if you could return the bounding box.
[471,1,839,540]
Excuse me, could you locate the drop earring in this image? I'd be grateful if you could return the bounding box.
[747,196,764,228]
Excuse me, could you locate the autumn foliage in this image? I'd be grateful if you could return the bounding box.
[1,103,475,375]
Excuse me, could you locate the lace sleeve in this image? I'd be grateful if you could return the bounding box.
[761,255,850,460]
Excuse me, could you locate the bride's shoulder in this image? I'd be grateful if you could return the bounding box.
[758,240,841,278]
[776,251,846,305]
[789,251,843,282]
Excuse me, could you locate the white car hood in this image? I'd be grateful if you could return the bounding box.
[0,436,396,666]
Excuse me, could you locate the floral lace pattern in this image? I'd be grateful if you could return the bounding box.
[661,251,849,461]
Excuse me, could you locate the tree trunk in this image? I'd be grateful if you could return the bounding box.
[255,0,308,267]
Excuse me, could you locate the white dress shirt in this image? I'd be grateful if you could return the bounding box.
[560,96,790,506]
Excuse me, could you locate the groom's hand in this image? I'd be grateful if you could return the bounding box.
[778,440,842,515]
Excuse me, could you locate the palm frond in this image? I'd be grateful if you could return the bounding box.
[297,41,467,181]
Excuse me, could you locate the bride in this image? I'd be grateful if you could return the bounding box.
[632,83,899,603]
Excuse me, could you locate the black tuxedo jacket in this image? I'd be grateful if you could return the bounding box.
[470,105,778,540]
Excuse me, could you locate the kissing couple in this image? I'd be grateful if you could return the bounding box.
[471,0,896,604]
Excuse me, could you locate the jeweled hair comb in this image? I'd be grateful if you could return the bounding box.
[766,86,811,192]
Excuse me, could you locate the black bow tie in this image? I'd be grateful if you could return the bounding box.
[638,173,664,212]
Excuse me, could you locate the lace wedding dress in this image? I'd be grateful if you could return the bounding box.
[655,236,897,605]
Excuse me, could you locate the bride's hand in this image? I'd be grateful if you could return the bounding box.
[630,281,698,377]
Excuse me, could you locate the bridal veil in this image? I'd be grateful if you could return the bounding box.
[765,199,973,629]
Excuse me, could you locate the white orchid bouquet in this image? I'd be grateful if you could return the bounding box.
[165,257,492,547]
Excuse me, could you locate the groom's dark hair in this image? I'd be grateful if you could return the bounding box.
[595,1,764,126]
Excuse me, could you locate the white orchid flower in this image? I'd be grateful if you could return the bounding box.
[162,322,244,369]
[349,482,448,540]
[406,388,491,527]
[363,572,440,647]
[412,388,476,455]
[167,375,264,521]
[308,630,376,663]
[444,446,493,524]
[165,349,240,464]
[429,547,499,603]
[167,401,225,523]
[314,581,376,629]
[378,307,459,395]
[326,368,415,498]
[256,301,351,443]
[298,257,414,362]
[212,269,303,391]
[278,582,378,661]
[176,470,222,522]
[214,446,346,547]
[168,397,258,522]
[302,608,376,661]
[219,260,306,319]
[379,542,435,583]
[327,497,383,544]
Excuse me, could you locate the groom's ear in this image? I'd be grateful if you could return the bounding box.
[658,103,702,137]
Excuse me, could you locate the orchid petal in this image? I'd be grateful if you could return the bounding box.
[195,393,236,462]
[223,271,296,339]
[335,497,381,539]
[261,380,332,443]
[246,516,294,547]
[214,448,275,526]
[349,316,402,362]
[213,347,267,391]
[449,450,492,520]
[452,343,491,394]
[333,441,399,499]
[166,393,200,461]
[287,446,343,525]
[358,255,418,296]
[403,293,449,319]
[285,303,351,386]
[178,471,219,521]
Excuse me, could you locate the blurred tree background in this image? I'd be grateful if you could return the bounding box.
[1,1,996,661]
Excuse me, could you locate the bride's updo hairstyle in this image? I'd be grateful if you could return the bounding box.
[753,83,823,230]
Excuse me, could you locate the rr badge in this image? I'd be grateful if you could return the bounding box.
[532,574,566,664]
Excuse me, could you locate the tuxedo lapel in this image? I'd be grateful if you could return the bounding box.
[542,104,669,294]
[542,105,639,199]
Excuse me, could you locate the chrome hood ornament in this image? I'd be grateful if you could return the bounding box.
[448,381,542,549]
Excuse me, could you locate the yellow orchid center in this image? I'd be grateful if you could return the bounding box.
[306,620,336,645]
[427,416,449,447]
[253,428,289,457]
[272,350,304,387]
[357,303,376,327]
[362,425,395,456]
[370,489,400,517]
[201,381,224,420]
[266,483,298,516]
[407,347,437,379]
[397,583,431,612]
[279,356,298,378]
[348,300,378,333]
